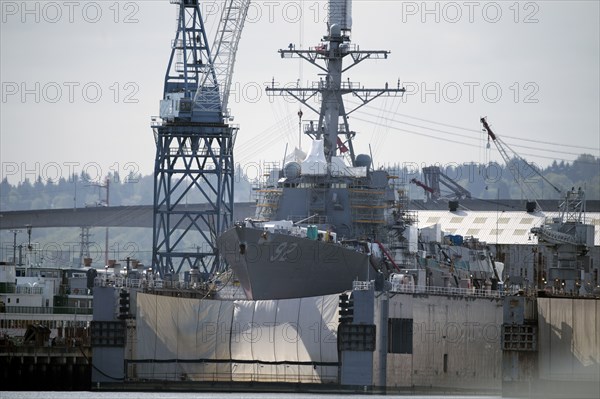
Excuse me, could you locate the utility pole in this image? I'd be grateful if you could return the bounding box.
[297,109,303,150]
[10,229,21,265]
[88,178,110,267]
[25,224,32,269]
[79,227,92,267]
[105,178,110,268]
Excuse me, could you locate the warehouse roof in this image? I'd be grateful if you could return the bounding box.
[416,210,600,246]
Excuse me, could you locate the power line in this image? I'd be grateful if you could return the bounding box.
[351,115,599,165]
[349,101,599,152]
[353,109,587,157]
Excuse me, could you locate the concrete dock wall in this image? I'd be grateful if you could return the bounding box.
[375,293,503,391]
[536,297,599,398]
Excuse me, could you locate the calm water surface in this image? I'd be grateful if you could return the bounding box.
[1,393,506,399]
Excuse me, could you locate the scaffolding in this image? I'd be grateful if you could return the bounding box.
[395,186,418,226]
[253,162,282,221]
[254,189,283,221]
[349,189,387,225]
[386,185,419,269]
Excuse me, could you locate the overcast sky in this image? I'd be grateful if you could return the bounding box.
[1,0,599,185]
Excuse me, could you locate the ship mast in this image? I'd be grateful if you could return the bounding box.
[266,0,405,166]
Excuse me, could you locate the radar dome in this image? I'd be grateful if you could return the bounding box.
[284,162,301,179]
[330,24,342,37]
[355,154,371,168]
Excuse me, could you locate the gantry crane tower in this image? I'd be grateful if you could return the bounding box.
[151,0,249,278]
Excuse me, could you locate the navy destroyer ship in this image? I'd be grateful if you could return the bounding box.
[85,1,598,396]
[217,7,499,300]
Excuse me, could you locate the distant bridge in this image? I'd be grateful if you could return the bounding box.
[0,203,256,230]
[1,199,598,231]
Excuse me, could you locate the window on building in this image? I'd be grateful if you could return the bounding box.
[443,354,448,373]
[388,318,413,354]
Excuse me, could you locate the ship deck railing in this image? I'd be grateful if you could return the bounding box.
[1,306,93,315]
[94,277,143,289]
[93,277,213,293]
[389,284,513,298]
[352,281,374,291]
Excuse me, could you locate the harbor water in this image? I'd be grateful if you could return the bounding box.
[1,393,507,399]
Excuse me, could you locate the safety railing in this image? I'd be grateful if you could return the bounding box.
[352,281,374,291]
[94,277,213,293]
[15,286,44,295]
[389,284,513,298]
[1,306,93,315]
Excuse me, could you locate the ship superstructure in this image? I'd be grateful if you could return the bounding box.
[216,0,503,300]
[259,3,405,240]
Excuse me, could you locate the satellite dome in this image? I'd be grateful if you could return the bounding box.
[284,162,301,179]
[330,24,342,37]
[355,154,371,168]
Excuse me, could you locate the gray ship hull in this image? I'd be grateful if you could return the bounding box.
[217,225,370,300]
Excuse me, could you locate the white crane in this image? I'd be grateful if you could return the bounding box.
[481,117,561,211]
[193,0,250,115]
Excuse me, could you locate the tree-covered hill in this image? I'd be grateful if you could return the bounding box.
[0,154,598,212]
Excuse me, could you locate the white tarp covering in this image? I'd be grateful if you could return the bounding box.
[230,300,256,380]
[301,140,328,176]
[284,147,307,164]
[330,156,367,177]
[274,297,301,380]
[135,293,339,383]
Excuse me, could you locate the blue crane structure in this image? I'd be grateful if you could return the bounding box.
[151,0,249,278]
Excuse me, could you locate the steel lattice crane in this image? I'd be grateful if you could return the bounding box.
[410,166,471,201]
[151,0,250,278]
[481,117,561,211]
[208,0,250,115]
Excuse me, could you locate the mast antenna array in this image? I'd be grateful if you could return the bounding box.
[267,0,405,165]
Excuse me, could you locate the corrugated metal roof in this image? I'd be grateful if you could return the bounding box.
[417,211,600,246]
